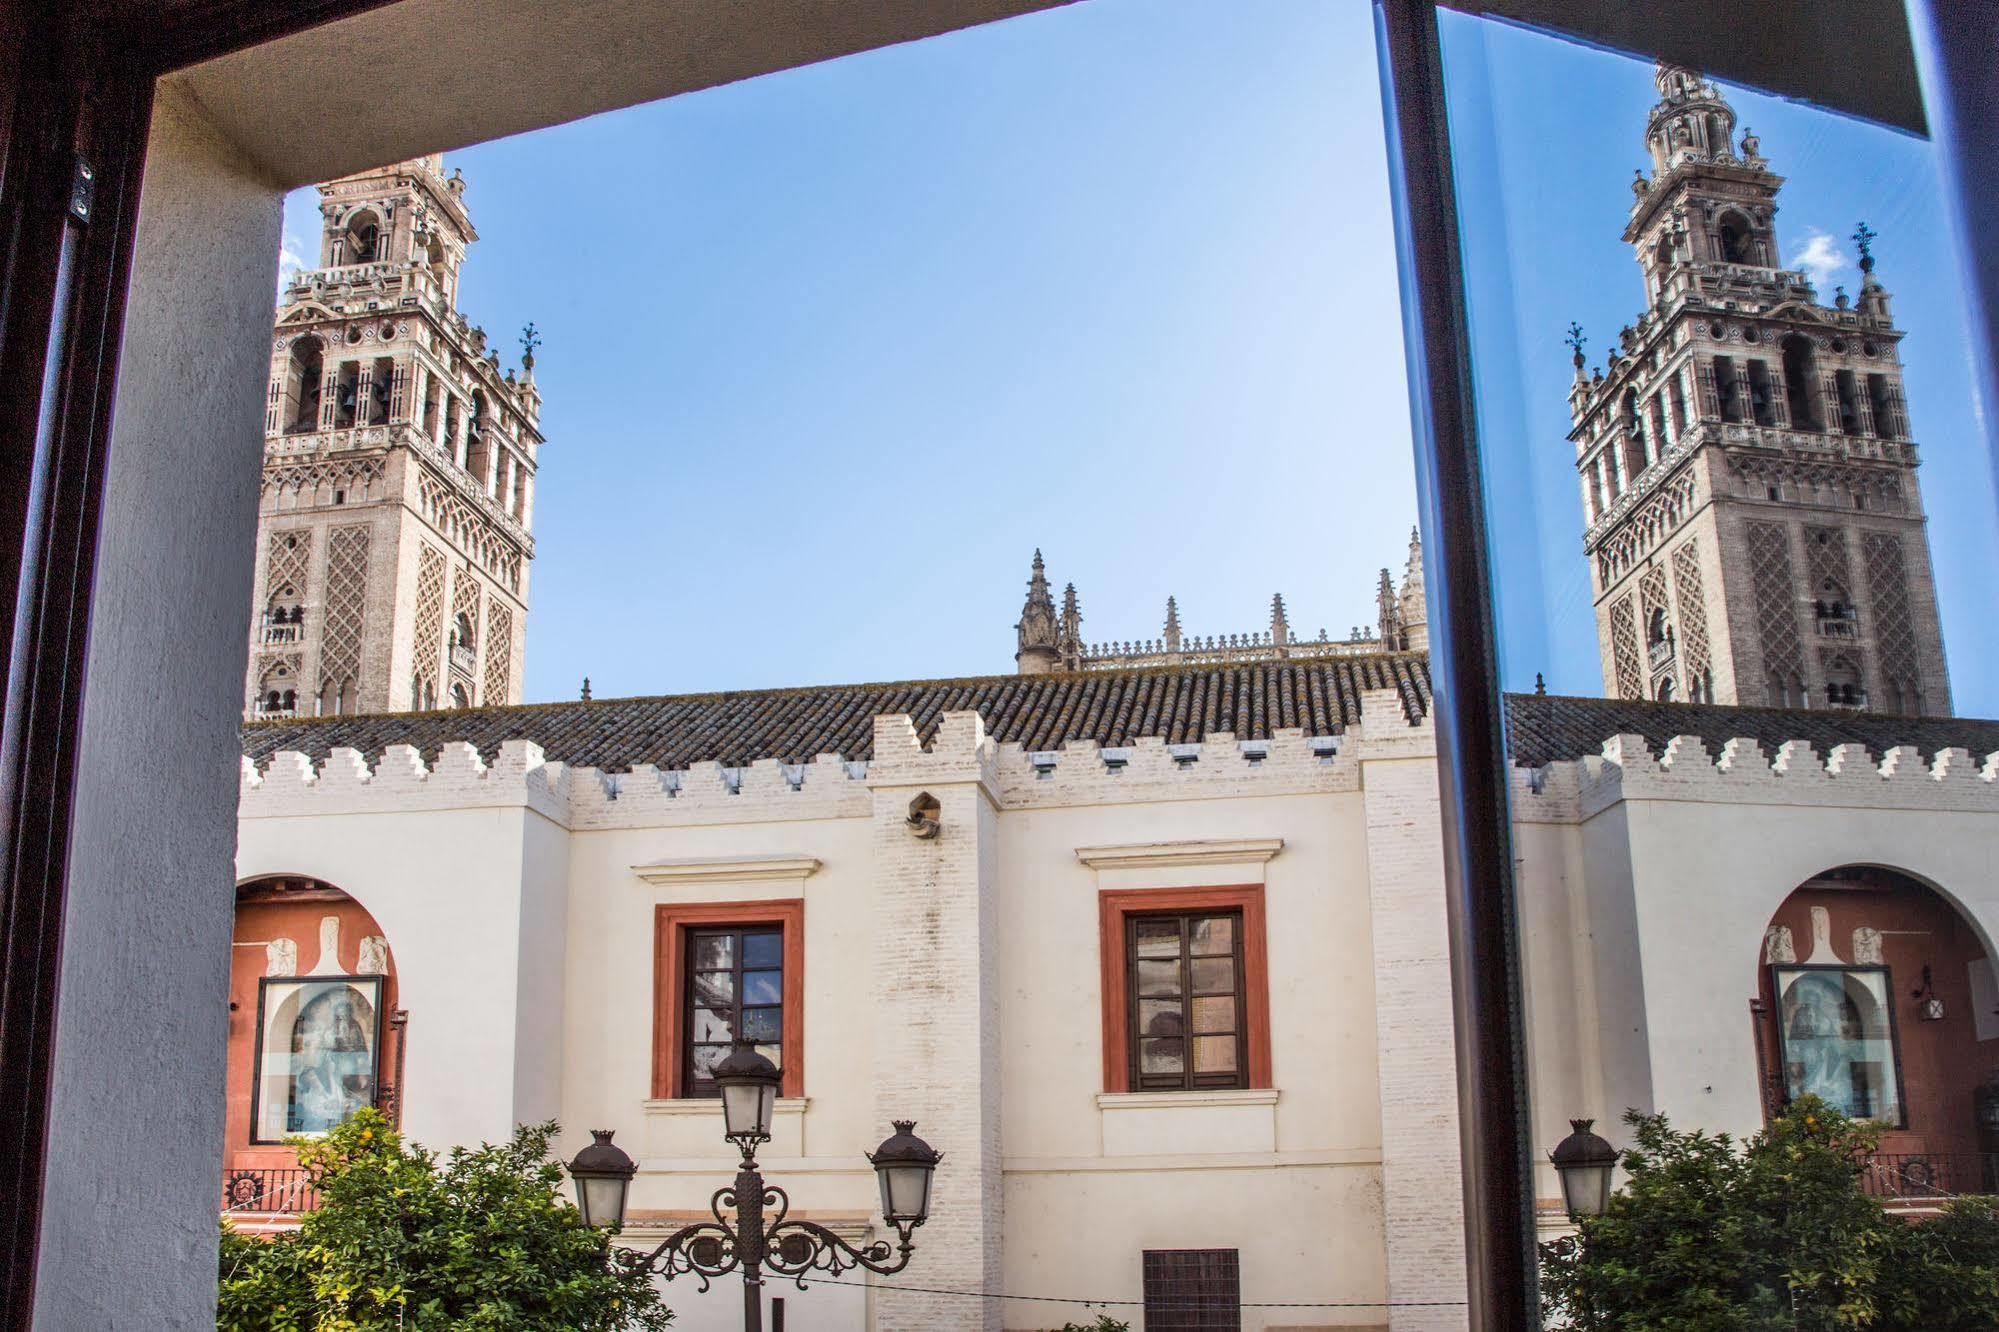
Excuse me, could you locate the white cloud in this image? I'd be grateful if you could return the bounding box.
[275,231,309,294]
[1789,228,1851,293]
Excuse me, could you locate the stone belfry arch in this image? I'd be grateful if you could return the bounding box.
[247,156,544,719]
[1569,63,1951,715]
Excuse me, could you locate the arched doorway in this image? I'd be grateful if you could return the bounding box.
[224,876,404,1222]
[1755,866,1999,1199]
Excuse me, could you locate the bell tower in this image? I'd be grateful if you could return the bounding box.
[247,156,544,719]
[1571,64,1950,715]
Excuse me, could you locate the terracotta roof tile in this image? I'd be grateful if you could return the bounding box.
[241,654,1434,770]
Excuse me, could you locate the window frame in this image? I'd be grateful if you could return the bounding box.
[652,899,804,1099]
[247,972,385,1145]
[1124,908,1250,1092]
[1767,961,1910,1129]
[679,922,787,1098]
[1098,885,1270,1095]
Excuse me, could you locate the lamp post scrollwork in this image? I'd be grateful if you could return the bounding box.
[567,1039,941,1332]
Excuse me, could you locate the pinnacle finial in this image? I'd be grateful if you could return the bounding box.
[520,321,541,373]
[580,676,592,701]
[1853,221,1877,275]
[1565,321,1587,373]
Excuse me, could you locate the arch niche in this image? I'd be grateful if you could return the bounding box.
[224,876,404,1206]
[1755,865,1999,1197]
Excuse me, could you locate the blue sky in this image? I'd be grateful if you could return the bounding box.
[1440,12,1999,716]
[283,0,1414,703]
[281,0,1996,717]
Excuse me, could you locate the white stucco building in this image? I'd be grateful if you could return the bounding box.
[230,649,1999,1331]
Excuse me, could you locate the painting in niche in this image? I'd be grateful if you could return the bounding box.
[1772,965,1903,1126]
[253,976,383,1142]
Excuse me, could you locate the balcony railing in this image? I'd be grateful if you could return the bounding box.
[450,643,477,675]
[1816,615,1859,639]
[223,1167,320,1214]
[1647,637,1675,671]
[1860,1152,1999,1201]
[260,619,302,645]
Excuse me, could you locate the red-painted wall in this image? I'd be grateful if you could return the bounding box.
[1759,871,1996,1157]
[225,879,399,1179]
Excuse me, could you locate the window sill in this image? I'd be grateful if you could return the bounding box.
[1095,1088,1278,1111]
[642,1096,810,1117]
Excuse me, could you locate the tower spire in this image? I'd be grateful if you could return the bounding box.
[1163,596,1182,655]
[1014,549,1060,675]
[1270,593,1290,647]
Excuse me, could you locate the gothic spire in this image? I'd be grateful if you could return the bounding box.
[1014,549,1061,674]
[1270,593,1290,647]
[1163,596,1182,654]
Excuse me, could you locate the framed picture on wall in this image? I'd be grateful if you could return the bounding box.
[251,975,385,1143]
[1770,964,1906,1128]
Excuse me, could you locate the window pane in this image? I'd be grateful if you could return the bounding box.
[1135,959,1182,997]
[1134,919,1181,958]
[690,971,734,1007]
[691,934,734,970]
[690,1044,729,1077]
[1137,998,1184,1039]
[691,1007,734,1042]
[1190,957,1234,995]
[741,1007,781,1042]
[1191,996,1236,1034]
[1189,916,1234,956]
[743,932,782,969]
[1192,1035,1238,1074]
[743,970,782,1005]
[1139,1037,1183,1076]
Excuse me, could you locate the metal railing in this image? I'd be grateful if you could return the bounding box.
[1860,1152,1999,1200]
[222,1167,320,1214]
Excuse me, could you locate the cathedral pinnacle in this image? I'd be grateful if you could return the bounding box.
[520,321,541,375]
[1270,593,1290,647]
[1565,322,1587,376]
[1853,220,1877,275]
[1015,549,1061,674]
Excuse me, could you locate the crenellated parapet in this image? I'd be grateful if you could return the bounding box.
[236,694,1444,828]
[1510,731,1999,823]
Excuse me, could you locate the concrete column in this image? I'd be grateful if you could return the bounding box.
[865,711,1002,1331]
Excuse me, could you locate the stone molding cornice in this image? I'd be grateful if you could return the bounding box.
[630,854,821,887]
[1075,839,1284,871]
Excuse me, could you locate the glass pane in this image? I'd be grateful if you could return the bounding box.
[691,934,734,970]
[1134,919,1181,958]
[1190,957,1234,995]
[690,1007,734,1043]
[743,970,782,1005]
[689,971,734,1007]
[1135,959,1183,997]
[690,1044,729,1077]
[1431,10,1999,1274]
[1191,995,1236,1035]
[755,1043,781,1069]
[1774,967,1902,1123]
[1139,1037,1184,1076]
[741,1007,782,1042]
[1137,998,1185,1039]
[1192,1034,1238,1074]
[743,932,783,969]
[1189,916,1234,956]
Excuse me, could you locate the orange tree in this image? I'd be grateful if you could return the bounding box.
[218,1110,672,1331]
[1540,1096,1999,1331]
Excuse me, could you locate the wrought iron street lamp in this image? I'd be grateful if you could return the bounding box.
[1549,1118,1619,1220]
[567,1038,942,1332]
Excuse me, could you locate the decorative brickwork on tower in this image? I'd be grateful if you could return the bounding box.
[1570,63,1951,714]
[245,155,543,719]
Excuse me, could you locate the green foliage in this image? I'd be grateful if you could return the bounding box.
[1059,1319,1131,1332]
[1540,1097,1999,1332]
[219,1110,671,1331]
